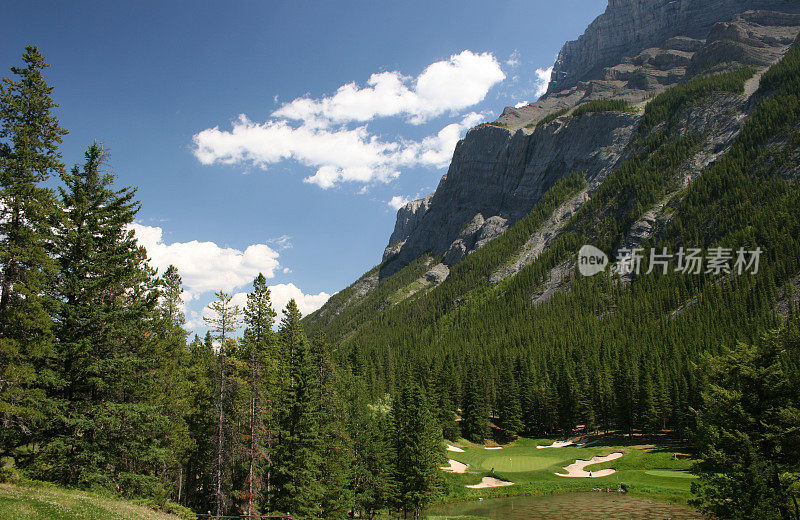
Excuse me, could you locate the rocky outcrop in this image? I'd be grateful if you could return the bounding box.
[381,111,638,277]
[383,194,433,261]
[546,0,800,96]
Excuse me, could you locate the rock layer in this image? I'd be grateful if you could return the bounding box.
[546,0,800,95]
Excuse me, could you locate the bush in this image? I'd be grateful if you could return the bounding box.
[572,99,637,118]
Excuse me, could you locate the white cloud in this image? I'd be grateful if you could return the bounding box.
[203,283,331,328]
[514,100,529,109]
[534,66,553,99]
[192,51,504,189]
[273,50,505,126]
[131,223,280,300]
[269,283,331,318]
[193,111,486,189]
[412,111,486,168]
[193,115,404,189]
[388,195,410,210]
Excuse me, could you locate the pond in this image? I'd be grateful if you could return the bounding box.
[425,492,704,520]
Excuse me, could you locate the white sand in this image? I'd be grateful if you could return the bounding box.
[466,477,515,489]
[446,444,465,453]
[483,446,503,450]
[536,438,576,449]
[440,459,469,473]
[555,452,624,478]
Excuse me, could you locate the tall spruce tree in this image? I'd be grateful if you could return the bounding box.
[392,381,444,520]
[155,265,191,503]
[204,291,241,516]
[44,143,169,496]
[238,274,277,516]
[692,324,800,520]
[461,367,489,443]
[346,385,393,520]
[314,333,353,520]
[184,332,216,512]
[0,46,66,455]
[272,300,322,519]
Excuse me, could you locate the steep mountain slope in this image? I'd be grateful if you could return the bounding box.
[305,34,800,439]
[308,2,800,333]
[546,0,800,95]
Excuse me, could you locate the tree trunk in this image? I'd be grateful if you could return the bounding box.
[214,346,226,517]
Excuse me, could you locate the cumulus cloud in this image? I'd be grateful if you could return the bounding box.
[534,66,553,99]
[193,110,487,189]
[411,111,486,168]
[131,223,280,300]
[192,51,503,188]
[273,50,505,126]
[388,195,410,210]
[202,283,330,328]
[514,100,529,109]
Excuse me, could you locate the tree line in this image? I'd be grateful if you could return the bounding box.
[0,46,446,519]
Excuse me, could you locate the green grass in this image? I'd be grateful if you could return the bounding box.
[439,435,698,506]
[0,482,187,520]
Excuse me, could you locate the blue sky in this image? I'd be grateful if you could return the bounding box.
[2,0,607,331]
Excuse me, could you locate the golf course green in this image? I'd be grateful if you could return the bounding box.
[440,435,698,505]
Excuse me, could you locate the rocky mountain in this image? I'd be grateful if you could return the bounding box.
[546,0,800,95]
[307,0,800,329]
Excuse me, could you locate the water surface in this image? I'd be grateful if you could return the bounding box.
[425,492,703,520]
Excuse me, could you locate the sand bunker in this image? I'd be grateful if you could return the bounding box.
[483,446,503,450]
[440,459,469,473]
[446,444,465,453]
[555,452,624,478]
[537,438,576,449]
[466,477,514,488]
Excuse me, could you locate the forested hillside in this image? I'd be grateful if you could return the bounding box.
[4,5,800,520]
[307,42,800,439]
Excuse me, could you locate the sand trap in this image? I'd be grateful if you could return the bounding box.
[537,438,576,449]
[555,452,624,478]
[440,459,469,473]
[446,444,465,453]
[466,477,514,489]
[483,446,503,450]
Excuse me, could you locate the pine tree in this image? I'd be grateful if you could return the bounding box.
[204,291,241,516]
[346,384,393,520]
[272,300,323,519]
[0,45,66,455]
[392,381,444,520]
[155,265,191,503]
[238,274,277,516]
[692,325,800,520]
[42,143,168,497]
[314,333,353,520]
[184,333,216,512]
[461,368,489,443]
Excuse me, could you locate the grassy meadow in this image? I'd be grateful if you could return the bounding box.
[0,481,188,520]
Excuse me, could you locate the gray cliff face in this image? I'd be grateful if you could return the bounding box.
[383,194,432,262]
[381,111,637,276]
[546,0,800,96]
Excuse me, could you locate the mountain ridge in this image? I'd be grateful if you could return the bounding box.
[307,1,800,332]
